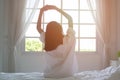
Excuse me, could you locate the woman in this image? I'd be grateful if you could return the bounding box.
[37,5,78,78]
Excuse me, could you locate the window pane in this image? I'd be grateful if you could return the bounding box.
[62,11,78,23]
[25,38,43,51]
[80,11,95,23]
[91,0,96,10]
[32,10,40,22]
[63,0,78,9]
[38,0,43,8]
[44,10,61,23]
[42,23,47,31]
[25,9,32,22]
[80,0,96,10]
[80,39,96,52]
[61,24,68,35]
[45,0,61,8]
[73,25,79,37]
[80,25,96,37]
[75,39,79,51]
[80,0,89,10]
[62,24,78,37]
[26,0,37,8]
[25,24,40,37]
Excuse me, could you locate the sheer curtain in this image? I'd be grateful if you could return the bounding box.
[87,0,112,68]
[5,0,39,72]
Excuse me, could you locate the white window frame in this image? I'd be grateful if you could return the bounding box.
[24,0,97,54]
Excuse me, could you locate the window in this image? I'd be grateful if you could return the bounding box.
[25,0,96,52]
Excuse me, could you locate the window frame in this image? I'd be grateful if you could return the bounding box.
[24,0,97,53]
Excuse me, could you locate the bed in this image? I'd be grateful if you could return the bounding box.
[0,65,120,80]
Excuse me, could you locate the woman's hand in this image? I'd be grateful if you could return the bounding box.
[41,5,57,11]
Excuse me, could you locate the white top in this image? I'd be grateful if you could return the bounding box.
[40,28,78,78]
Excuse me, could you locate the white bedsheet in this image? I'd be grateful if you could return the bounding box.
[0,65,120,80]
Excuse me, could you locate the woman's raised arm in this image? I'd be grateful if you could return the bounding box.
[37,7,44,34]
[44,5,73,28]
[37,5,73,34]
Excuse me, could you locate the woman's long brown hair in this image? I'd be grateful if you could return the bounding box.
[45,21,64,51]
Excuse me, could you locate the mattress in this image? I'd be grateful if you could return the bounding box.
[0,65,120,80]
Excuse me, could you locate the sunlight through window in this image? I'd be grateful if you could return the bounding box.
[25,0,96,52]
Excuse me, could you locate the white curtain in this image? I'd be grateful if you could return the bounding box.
[0,0,5,72]
[87,0,113,68]
[3,0,39,72]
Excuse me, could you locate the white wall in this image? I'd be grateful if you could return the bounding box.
[77,54,101,71]
[15,51,101,72]
[15,53,46,72]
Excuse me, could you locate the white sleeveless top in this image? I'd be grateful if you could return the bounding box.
[40,28,78,78]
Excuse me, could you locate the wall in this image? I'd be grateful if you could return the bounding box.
[15,52,101,72]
